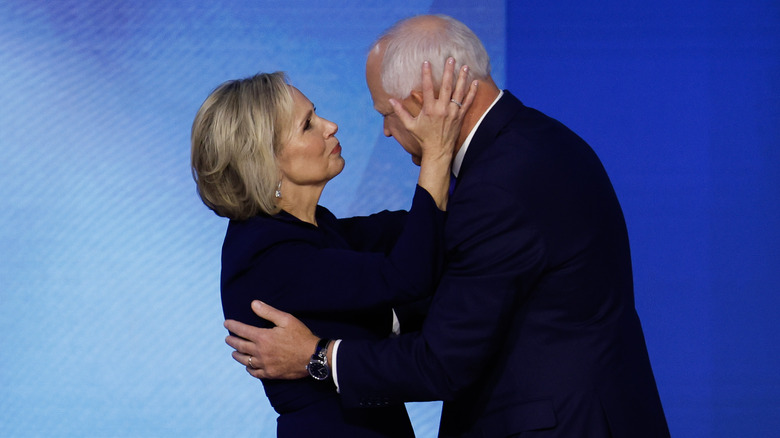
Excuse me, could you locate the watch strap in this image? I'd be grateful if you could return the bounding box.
[314,338,331,360]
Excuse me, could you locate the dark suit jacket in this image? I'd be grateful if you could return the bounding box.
[337,92,670,437]
[221,186,444,437]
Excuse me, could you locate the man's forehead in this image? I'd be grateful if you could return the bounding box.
[369,88,393,115]
[366,47,392,115]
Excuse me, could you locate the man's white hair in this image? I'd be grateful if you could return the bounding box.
[373,14,491,99]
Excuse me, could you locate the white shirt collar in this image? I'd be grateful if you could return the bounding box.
[452,90,504,177]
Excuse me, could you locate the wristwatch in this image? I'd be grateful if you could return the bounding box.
[306,338,331,381]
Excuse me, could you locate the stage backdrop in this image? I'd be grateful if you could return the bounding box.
[1,1,777,437]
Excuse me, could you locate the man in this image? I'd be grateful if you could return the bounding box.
[226,14,669,437]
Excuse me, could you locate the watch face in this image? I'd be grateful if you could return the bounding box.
[307,360,329,381]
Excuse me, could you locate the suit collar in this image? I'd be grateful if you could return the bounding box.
[458,90,525,178]
[453,90,504,177]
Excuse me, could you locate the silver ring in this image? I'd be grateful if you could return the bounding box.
[450,99,462,108]
[248,356,254,369]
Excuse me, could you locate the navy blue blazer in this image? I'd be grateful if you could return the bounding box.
[337,92,670,437]
[221,186,444,437]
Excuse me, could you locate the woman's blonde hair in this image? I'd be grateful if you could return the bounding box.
[191,72,293,220]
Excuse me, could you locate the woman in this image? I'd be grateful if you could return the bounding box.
[191,61,475,436]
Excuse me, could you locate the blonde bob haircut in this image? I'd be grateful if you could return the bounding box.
[191,72,293,220]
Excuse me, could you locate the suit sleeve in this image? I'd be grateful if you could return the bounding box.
[336,176,545,406]
[225,185,445,317]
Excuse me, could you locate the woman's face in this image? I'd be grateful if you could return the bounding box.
[277,86,343,189]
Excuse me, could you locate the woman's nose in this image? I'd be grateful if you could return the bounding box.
[324,119,338,137]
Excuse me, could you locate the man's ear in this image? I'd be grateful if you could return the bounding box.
[399,90,423,117]
[410,89,424,107]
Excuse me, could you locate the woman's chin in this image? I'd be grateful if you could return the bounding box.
[329,160,346,180]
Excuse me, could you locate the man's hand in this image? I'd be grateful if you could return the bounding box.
[224,301,318,380]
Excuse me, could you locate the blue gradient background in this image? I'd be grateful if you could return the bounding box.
[1,1,777,437]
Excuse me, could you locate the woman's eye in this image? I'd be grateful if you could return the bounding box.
[303,107,316,131]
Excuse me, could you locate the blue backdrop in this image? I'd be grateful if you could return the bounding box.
[1,1,777,437]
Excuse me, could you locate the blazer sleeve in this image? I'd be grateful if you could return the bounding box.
[337,209,408,254]
[227,185,445,317]
[335,176,546,406]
